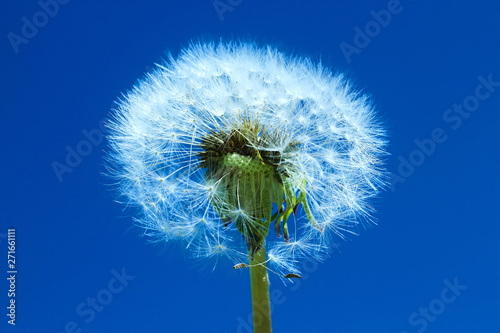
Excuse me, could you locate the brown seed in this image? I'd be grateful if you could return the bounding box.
[283,273,301,279]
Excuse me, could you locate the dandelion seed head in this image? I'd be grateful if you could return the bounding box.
[107,41,387,273]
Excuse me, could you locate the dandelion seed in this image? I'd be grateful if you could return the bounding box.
[283,273,301,279]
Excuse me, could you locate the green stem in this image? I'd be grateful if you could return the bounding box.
[249,243,272,333]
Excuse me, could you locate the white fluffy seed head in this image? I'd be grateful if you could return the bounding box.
[106,41,387,273]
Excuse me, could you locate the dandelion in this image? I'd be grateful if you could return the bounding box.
[106,41,387,332]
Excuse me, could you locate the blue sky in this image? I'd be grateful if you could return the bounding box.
[1,1,499,332]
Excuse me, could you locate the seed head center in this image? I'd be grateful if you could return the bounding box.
[222,153,274,175]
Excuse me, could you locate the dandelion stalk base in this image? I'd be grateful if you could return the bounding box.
[249,243,272,333]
